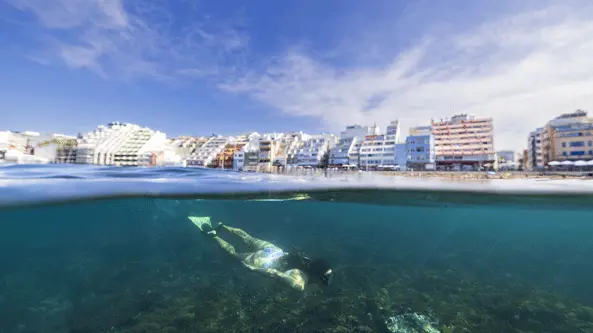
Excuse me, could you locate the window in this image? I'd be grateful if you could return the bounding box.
[562,142,566,148]
[569,141,585,147]
[589,141,592,146]
[562,152,567,156]
[590,150,593,155]
[570,151,585,156]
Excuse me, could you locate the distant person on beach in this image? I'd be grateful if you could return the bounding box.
[188,216,334,291]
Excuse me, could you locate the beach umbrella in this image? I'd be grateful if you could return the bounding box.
[548,161,560,166]
[560,160,574,166]
[574,160,588,167]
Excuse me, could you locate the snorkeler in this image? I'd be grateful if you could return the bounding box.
[188,216,333,291]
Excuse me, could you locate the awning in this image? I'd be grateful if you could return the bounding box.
[548,161,560,166]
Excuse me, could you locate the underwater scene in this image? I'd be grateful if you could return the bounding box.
[1,165,593,333]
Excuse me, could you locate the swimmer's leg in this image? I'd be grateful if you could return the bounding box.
[212,235,240,258]
[221,224,275,250]
[189,217,246,260]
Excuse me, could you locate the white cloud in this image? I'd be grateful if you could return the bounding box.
[221,4,593,150]
[5,0,247,80]
[5,1,593,150]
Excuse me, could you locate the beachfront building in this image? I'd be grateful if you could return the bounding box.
[76,123,126,164]
[212,143,246,169]
[294,134,337,167]
[328,125,377,167]
[0,130,61,164]
[186,135,231,167]
[76,122,137,164]
[167,136,210,160]
[546,110,593,163]
[395,143,407,169]
[405,127,435,170]
[257,133,285,172]
[233,133,261,171]
[274,132,306,167]
[75,122,173,166]
[359,120,402,170]
[0,131,77,164]
[34,135,78,163]
[527,128,545,170]
[528,110,593,168]
[431,114,496,171]
[112,127,168,166]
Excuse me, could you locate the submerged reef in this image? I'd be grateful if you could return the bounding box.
[4,261,592,333]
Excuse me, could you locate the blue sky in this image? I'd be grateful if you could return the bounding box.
[1,0,592,149]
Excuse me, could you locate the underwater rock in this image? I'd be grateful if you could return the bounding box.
[385,312,440,333]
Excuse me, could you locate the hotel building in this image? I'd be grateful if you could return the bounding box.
[294,134,337,167]
[257,133,285,172]
[0,131,73,164]
[35,135,78,163]
[543,110,593,163]
[274,132,306,167]
[113,127,167,166]
[75,122,170,166]
[359,121,401,169]
[186,135,231,167]
[431,114,496,170]
[527,128,545,169]
[233,133,261,171]
[329,125,377,167]
[167,136,211,159]
[405,126,435,170]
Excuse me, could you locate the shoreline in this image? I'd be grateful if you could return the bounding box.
[264,169,593,180]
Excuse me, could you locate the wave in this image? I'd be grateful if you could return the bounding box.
[1,164,593,208]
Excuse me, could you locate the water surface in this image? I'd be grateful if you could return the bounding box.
[1,165,593,333]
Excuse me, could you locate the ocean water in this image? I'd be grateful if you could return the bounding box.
[1,165,593,333]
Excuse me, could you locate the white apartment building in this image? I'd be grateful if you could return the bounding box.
[274,132,306,166]
[233,133,261,171]
[294,134,337,167]
[1,130,77,164]
[527,128,544,169]
[76,122,136,164]
[75,122,169,166]
[33,134,78,163]
[359,120,402,169]
[329,125,377,167]
[167,136,210,159]
[0,130,35,154]
[186,136,231,167]
[431,114,496,170]
[113,128,168,166]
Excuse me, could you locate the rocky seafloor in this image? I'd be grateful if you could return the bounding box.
[3,255,593,333]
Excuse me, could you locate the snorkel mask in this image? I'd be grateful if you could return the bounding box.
[321,269,333,286]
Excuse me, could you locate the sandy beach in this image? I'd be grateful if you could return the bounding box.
[267,168,593,180]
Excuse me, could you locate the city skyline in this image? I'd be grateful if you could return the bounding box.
[1,1,592,151]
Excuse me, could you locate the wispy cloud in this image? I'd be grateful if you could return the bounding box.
[5,1,593,149]
[4,0,248,80]
[222,4,593,150]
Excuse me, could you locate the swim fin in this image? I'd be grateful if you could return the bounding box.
[188,216,212,232]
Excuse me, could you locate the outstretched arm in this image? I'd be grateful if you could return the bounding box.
[242,262,305,291]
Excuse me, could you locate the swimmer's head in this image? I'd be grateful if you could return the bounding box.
[308,258,333,286]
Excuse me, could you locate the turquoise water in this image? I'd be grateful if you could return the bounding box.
[1,165,593,333]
